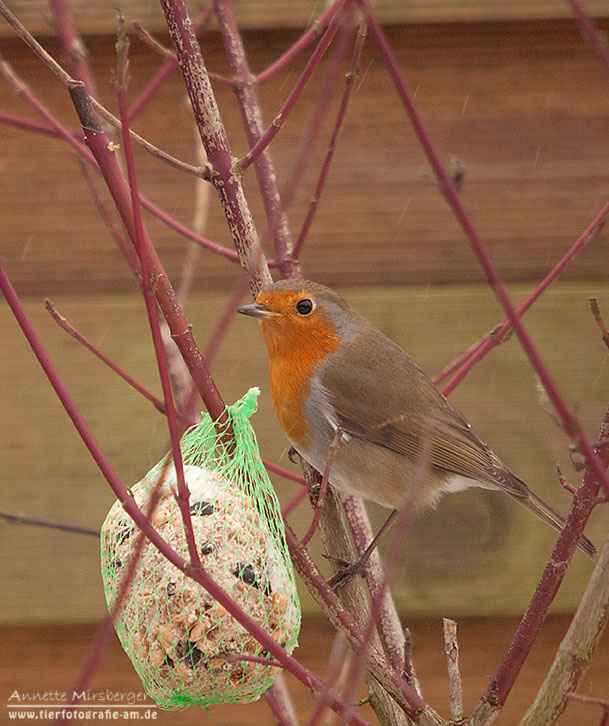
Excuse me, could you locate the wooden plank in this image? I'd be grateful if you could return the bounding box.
[2,21,609,295]
[3,0,609,36]
[1,285,608,623]
[1,617,607,724]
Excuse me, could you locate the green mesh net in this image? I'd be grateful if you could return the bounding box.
[100,388,301,709]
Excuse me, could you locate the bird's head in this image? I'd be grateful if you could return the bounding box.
[237,280,359,360]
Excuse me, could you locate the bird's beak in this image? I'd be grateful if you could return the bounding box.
[236,302,280,319]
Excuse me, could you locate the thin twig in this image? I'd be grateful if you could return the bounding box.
[294,16,367,259]
[282,485,308,515]
[45,299,171,415]
[567,693,609,723]
[159,0,272,294]
[301,427,343,547]
[235,14,342,173]
[177,271,250,426]
[214,0,298,278]
[435,199,609,390]
[590,297,609,351]
[0,2,207,178]
[308,634,351,726]
[0,109,56,135]
[76,157,140,270]
[158,132,209,414]
[132,21,173,57]
[0,56,239,263]
[519,409,609,725]
[116,24,202,571]
[256,0,347,84]
[567,0,609,79]
[0,510,99,537]
[556,464,578,496]
[48,0,101,99]
[128,3,218,121]
[264,673,301,726]
[442,619,463,723]
[132,20,232,85]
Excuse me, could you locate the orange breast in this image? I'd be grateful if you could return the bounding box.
[260,316,340,447]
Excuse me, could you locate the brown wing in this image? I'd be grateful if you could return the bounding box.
[320,327,525,496]
[320,325,597,557]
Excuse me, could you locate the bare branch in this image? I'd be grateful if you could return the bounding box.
[0,510,99,537]
[472,405,609,723]
[442,619,463,723]
[567,0,609,79]
[435,199,609,391]
[0,1,207,178]
[158,0,272,294]
[300,427,343,547]
[590,297,609,351]
[294,17,367,259]
[214,0,298,278]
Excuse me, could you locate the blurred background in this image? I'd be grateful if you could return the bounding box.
[1,0,609,722]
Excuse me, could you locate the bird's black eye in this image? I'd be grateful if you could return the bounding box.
[296,298,314,316]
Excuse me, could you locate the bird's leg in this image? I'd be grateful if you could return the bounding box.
[327,508,400,590]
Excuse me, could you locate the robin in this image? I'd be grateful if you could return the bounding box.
[237,279,595,558]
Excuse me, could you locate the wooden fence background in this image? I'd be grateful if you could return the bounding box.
[1,6,609,623]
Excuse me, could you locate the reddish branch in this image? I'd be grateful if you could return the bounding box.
[116,29,202,571]
[257,0,347,83]
[472,405,609,720]
[235,13,342,174]
[68,81,227,424]
[567,0,609,80]
[0,109,56,135]
[214,0,299,278]
[0,264,370,726]
[436,196,609,393]
[294,17,367,259]
[48,0,101,98]
[158,0,272,295]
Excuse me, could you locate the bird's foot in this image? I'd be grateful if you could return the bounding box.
[328,561,362,590]
[288,447,302,464]
[323,553,363,590]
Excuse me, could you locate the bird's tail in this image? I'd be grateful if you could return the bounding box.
[517,488,596,558]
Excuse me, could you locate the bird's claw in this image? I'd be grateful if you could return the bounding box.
[288,447,302,464]
[323,552,363,589]
[327,561,362,590]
